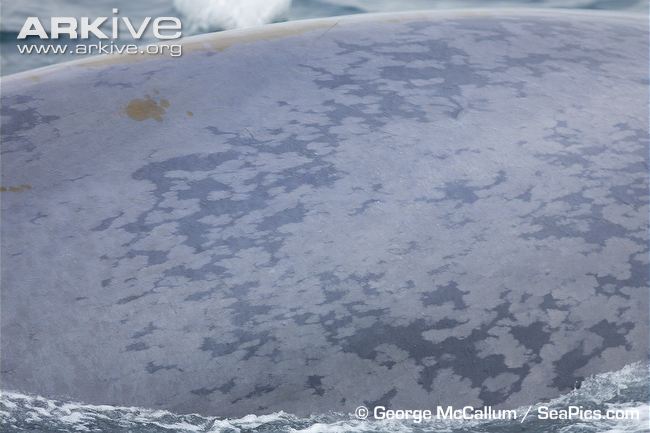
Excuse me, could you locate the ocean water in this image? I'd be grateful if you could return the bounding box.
[2,362,649,433]
[0,0,648,74]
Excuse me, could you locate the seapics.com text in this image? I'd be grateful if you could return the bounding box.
[354,405,640,423]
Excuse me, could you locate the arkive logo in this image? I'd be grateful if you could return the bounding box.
[17,9,182,40]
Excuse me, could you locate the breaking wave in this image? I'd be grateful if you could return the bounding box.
[1,362,648,432]
[173,0,292,32]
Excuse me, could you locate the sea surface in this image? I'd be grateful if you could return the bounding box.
[0,0,648,74]
[2,363,649,432]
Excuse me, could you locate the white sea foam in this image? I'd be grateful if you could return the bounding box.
[173,0,292,32]
[1,362,648,433]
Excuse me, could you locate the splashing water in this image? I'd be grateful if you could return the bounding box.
[173,0,292,32]
[1,362,648,433]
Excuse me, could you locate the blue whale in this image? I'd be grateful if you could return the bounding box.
[1,9,648,417]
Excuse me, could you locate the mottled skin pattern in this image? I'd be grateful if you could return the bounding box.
[1,11,648,417]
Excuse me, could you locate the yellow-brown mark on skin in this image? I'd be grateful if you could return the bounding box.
[125,96,170,122]
[0,184,32,192]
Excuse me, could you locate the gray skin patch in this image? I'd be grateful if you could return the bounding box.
[1,11,648,418]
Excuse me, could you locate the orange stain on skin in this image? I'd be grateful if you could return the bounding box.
[0,184,32,192]
[125,96,170,122]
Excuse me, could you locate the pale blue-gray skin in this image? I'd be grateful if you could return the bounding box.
[1,10,648,417]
